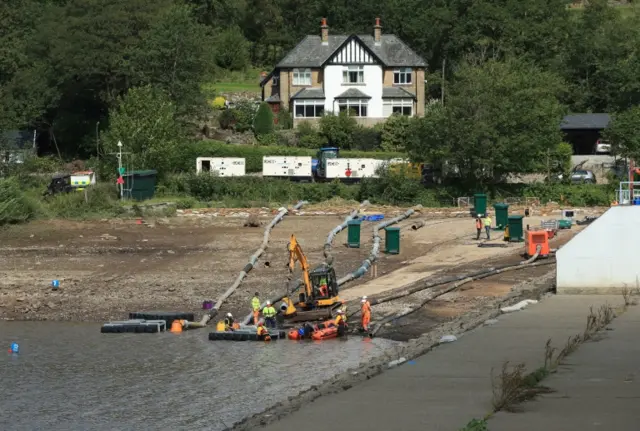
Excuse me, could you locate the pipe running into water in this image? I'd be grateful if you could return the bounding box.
[193,200,307,328]
[240,200,370,325]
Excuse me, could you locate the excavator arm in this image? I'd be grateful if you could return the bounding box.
[287,234,312,299]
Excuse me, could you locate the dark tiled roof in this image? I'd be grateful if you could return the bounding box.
[335,88,371,99]
[382,87,416,99]
[291,88,325,99]
[275,34,426,68]
[265,94,281,103]
[277,35,348,68]
[560,114,611,130]
[358,35,426,67]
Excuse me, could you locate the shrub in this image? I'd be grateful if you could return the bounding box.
[44,184,121,219]
[379,114,413,152]
[230,101,257,132]
[254,103,274,136]
[0,178,37,225]
[296,121,327,148]
[176,196,197,209]
[276,108,293,130]
[210,96,226,110]
[319,111,358,149]
[352,126,381,151]
[218,109,235,129]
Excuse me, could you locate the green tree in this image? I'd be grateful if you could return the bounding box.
[213,26,250,71]
[603,106,640,161]
[378,114,413,152]
[129,4,216,117]
[253,103,274,136]
[559,0,640,111]
[319,111,357,149]
[406,58,566,186]
[102,86,183,179]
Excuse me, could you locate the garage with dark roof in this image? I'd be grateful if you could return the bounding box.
[561,113,611,155]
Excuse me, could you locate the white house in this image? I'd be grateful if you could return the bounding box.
[260,18,427,128]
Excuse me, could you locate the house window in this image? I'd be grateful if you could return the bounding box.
[338,99,368,117]
[293,68,312,86]
[342,66,364,84]
[294,100,325,118]
[393,68,412,85]
[383,99,413,117]
[272,76,279,86]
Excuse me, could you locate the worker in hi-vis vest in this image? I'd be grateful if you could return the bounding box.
[262,300,277,328]
[251,292,261,324]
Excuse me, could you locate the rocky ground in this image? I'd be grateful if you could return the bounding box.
[0,203,603,323]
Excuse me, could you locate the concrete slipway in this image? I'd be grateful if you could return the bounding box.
[260,295,636,431]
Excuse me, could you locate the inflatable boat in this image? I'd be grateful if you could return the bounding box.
[288,321,333,340]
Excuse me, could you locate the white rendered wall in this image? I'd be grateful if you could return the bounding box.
[556,206,640,293]
[323,64,383,118]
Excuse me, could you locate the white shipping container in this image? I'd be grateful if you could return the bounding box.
[325,158,384,179]
[196,157,246,176]
[262,156,312,177]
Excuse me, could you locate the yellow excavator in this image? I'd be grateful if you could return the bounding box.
[280,234,343,322]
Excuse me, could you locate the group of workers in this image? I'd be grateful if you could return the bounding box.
[475,213,492,240]
[251,292,277,328]
[214,292,373,341]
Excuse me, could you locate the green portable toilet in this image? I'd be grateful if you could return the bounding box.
[493,203,509,230]
[347,220,362,248]
[474,193,487,217]
[384,227,401,254]
[123,170,158,201]
[507,215,525,242]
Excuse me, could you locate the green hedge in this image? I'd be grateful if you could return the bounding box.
[181,140,404,173]
[161,173,616,208]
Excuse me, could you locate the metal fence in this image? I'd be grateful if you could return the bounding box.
[616,181,640,204]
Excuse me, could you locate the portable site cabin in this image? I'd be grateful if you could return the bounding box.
[196,157,246,176]
[323,158,383,179]
[262,156,312,178]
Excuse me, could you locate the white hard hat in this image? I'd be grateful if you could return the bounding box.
[362,296,367,300]
[266,300,271,305]
[226,312,232,317]
[337,309,344,314]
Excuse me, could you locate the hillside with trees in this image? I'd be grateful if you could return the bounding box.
[1,0,639,186]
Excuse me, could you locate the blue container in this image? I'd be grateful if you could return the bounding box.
[51,280,60,289]
[10,343,19,354]
[634,198,640,206]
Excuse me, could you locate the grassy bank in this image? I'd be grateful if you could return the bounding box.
[0,173,615,226]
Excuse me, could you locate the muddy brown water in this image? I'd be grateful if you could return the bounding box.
[0,321,399,430]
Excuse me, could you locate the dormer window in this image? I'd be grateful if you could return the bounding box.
[393,68,412,85]
[293,68,312,86]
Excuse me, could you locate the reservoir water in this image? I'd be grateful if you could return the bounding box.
[0,321,399,430]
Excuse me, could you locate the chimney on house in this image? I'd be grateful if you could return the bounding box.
[374,17,382,44]
[321,18,329,45]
